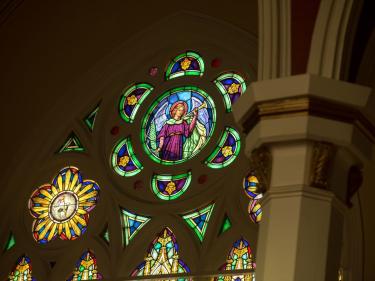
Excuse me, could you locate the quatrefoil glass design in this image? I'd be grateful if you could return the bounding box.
[112,50,246,201]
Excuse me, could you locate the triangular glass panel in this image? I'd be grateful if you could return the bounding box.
[101,226,110,245]
[219,215,232,235]
[58,132,84,153]
[4,232,16,251]
[181,203,215,242]
[121,208,151,246]
[84,104,100,132]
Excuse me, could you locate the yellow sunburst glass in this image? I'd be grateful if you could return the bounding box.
[28,166,100,244]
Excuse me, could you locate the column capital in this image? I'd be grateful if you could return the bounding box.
[233,74,373,162]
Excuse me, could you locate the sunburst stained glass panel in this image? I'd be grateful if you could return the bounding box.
[131,227,190,277]
[67,250,102,281]
[151,172,192,200]
[28,166,100,244]
[119,83,154,123]
[205,127,241,169]
[165,51,204,80]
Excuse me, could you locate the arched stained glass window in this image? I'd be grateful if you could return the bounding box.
[67,250,102,281]
[216,239,256,281]
[131,228,190,276]
[8,255,36,281]
[13,41,257,280]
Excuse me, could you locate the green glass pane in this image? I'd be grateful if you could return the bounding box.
[84,104,100,131]
[4,232,16,251]
[219,215,232,234]
[58,132,84,153]
[181,203,215,242]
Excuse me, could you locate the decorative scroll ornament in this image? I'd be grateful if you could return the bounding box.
[310,142,336,189]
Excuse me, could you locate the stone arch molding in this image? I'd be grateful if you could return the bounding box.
[0,11,259,280]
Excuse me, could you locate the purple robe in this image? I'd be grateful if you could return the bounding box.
[157,118,196,161]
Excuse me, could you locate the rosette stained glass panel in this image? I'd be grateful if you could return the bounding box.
[181,203,215,242]
[28,166,100,244]
[141,86,216,165]
[151,172,192,200]
[67,250,102,281]
[216,238,256,281]
[121,208,151,246]
[131,227,190,277]
[205,127,241,169]
[165,51,204,80]
[119,83,154,123]
[8,255,36,281]
[214,73,247,112]
[111,138,143,177]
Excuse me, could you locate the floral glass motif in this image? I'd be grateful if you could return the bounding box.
[243,173,263,223]
[67,250,102,281]
[111,138,143,177]
[28,167,100,244]
[214,73,247,112]
[119,83,154,123]
[216,239,256,281]
[151,172,192,200]
[121,209,151,246]
[131,227,190,277]
[205,127,241,169]
[8,255,36,281]
[181,203,215,242]
[141,86,216,165]
[165,51,204,80]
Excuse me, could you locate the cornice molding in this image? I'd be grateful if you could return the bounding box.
[242,96,375,144]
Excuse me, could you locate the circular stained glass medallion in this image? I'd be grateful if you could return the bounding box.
[141,86,216,165]
[49,191,78,222]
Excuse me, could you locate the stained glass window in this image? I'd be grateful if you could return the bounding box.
[243,173,263,223]
[111,138,143,177]
[121,209,151,246]
[205,127,241,169]
[84,104,100,132]
[151,172,192,200]
[214,73,247,112]
[219,215,232,235]
[132,227,190,277]
[216,239,256,281]
[67,250,102,281]
[165,51,204,80]
[58,132,84,153]
[181,203,215,242]
[8,255,36,281]
[4,232,16,251]
[28,166,100,244]
[141,86,216,165]
[119,83,154,123]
